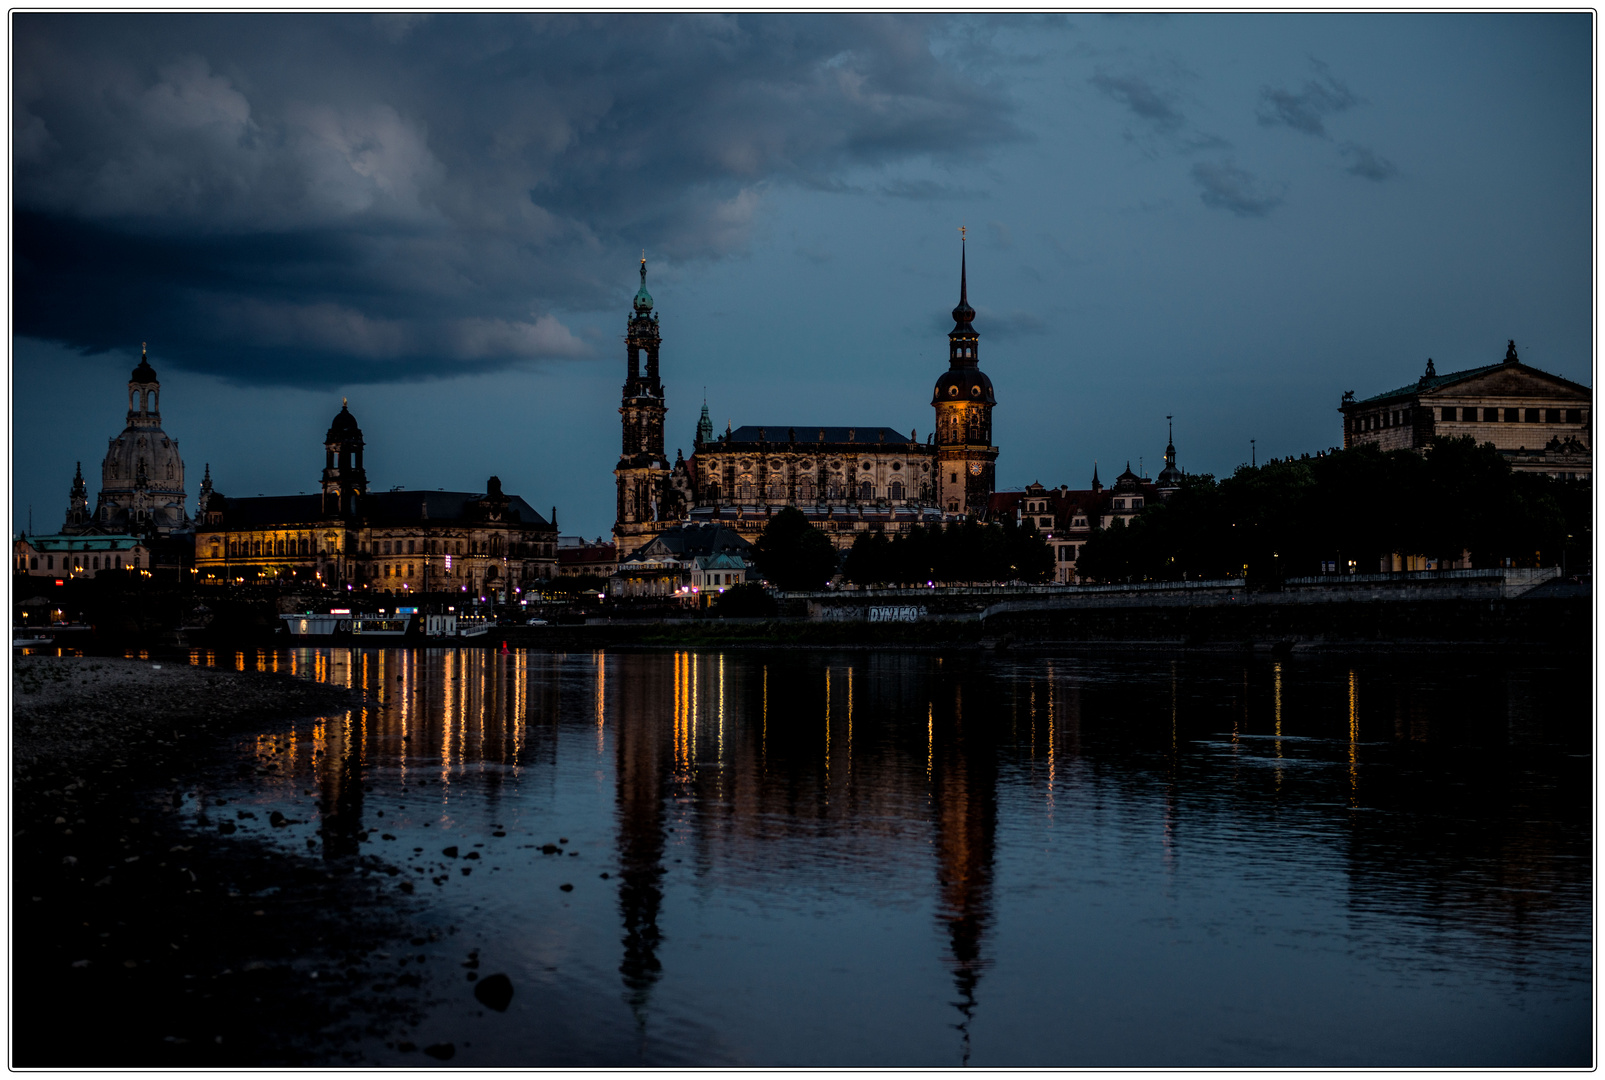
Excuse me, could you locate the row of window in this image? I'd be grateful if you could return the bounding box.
[710,480,911,502]
[20,553,138,571]
[1440,406,1583,423]
[215,536,554,559]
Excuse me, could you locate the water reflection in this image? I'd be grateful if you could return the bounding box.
[184,646,1589,1067]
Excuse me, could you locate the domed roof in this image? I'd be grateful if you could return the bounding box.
[101,424,184,496]
[931,368,995,406]
[131,343,157,384]
[633,257,653,314]
[326,400,362,442]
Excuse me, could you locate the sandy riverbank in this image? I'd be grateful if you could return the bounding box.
[11,656,433,1067]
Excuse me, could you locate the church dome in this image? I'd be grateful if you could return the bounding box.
[931,368,995,406]
[633,258,654,314]
[101,423,185,500]
[131,355,157,384]
[326,402,362,442]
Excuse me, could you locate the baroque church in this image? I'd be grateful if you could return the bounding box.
[65,345,192,537]
[15,346,189,580]
[614,241,996,557]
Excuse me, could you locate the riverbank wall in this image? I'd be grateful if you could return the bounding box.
[497,569,1587,653]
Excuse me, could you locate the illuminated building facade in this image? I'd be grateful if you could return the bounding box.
[193,402,558,594]
[613,243,992,560]
[1340,341,1591,479]
[61,345,190,537]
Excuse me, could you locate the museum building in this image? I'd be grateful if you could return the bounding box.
[192,402,559,595]
[1340,341,1590,479]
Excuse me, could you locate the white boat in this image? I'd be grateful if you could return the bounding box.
[280,611,414,641]
[423,612,491,639]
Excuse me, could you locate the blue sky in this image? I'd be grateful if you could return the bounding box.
[12,13,1591,541]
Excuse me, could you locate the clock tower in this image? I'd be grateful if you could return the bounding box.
[614,257,672,558]
[932,235,998,517]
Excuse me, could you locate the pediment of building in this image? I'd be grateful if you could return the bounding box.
[1426,365,1590,401]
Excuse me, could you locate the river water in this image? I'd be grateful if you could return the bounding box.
[182,646,1591,1067]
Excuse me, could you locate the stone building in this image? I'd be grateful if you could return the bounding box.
[613,241,991,559]
[1340,341,1590,479]
[611,522,752,599]
[62,345,190,537]
[987,425,1180,584]
[193,402,558,596]
[13,534,153,579]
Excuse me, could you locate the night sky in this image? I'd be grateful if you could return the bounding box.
[12,13,1592,542]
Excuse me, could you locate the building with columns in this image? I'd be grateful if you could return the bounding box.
[613,241,991,557]
[1340,340,1590,479]
[193,402,558,596]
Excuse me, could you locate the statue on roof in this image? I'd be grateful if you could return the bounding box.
[1506,339,1520,363]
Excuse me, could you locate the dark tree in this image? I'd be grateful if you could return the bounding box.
[750,507,839,591]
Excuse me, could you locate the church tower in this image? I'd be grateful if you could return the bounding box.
[932,235,998,517]
[321,400,367,518]
[65,462,90,529]
[614,257,671,558]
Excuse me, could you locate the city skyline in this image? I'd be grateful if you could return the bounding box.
[12,13,1592,542]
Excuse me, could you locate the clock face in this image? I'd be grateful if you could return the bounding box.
[968,461,984,476]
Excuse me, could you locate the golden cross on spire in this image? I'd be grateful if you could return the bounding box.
[959,225,966,242]
[342,396,348,407]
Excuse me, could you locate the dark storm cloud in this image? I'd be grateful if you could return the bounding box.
[1340,142,1399,181]
[1190,160,1284,217]
[1255,66,1358,137]
[13,13,1018,387]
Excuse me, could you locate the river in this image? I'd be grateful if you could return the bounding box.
[181,646,1591,1067]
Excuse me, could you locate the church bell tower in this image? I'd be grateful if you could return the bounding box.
[614,257,671,558]
[321,399,367,519]
[932,234,998,517]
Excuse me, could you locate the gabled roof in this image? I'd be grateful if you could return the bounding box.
[721,425,919,446]
[1353,360,1590,406]
[628,523,751,562]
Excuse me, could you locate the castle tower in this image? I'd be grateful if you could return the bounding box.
[614,257,671,558]
[931,235,998,516]
[321,399,367,518]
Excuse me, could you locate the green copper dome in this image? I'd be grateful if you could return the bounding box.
[633,257,653,314]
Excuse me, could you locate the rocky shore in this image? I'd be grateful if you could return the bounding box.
[11,656,431,1067]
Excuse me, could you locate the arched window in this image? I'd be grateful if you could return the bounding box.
[799,479,815,501]
[708,482,721,503]
[859,481,873,502]
[739,479,754,501]
[93,556,100,570]
[116,556,123,568]
[890,481,904,501]
[29,556,37,570]
[46,556,53,570]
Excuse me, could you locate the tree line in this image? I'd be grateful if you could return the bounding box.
[1074,437,1590,585]
[747,507,1056,590]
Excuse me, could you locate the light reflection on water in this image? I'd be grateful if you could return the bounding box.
[186,646,1589,1068]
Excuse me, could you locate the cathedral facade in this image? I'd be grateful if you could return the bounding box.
[62,346,191,537]
[613,242,996,556]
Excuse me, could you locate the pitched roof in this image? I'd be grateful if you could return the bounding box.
[722,425,919,446]
[21,534,147,552]
[1353,360,1590,405]
[217,490,550,528]
[1354,361,1506,405]
[626,523,751,563]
